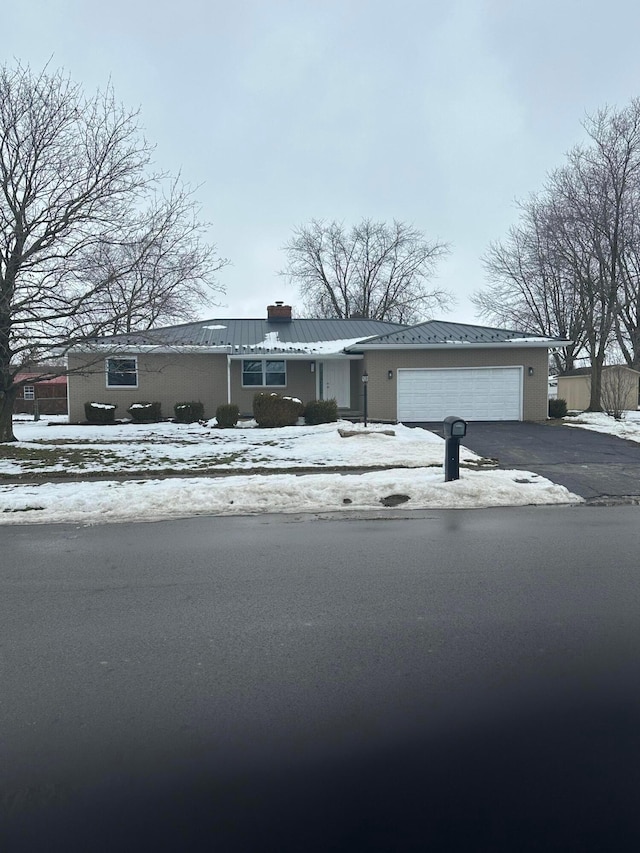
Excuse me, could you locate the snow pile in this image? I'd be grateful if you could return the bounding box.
[0,467,579,526]
[564,410,640,442]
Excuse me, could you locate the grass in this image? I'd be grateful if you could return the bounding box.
[0,444,121,469]
[0,442,248,479]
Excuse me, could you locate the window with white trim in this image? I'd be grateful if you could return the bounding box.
[242,359,286,387]
[23,385,35,400]
[106,357,138,387]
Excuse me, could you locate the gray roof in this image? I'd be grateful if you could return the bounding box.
[87,317,407,353]
[344,320,569,349]
[560,364,640,377]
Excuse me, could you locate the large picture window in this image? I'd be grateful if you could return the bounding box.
[242,359,286,387]
[106,357,138,387]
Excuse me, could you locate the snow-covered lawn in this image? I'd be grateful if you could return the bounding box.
[2,417,479,477]
[563,410,640,442]
[0,416,581,524]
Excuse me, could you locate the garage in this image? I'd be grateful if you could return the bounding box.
[397,366,523,422]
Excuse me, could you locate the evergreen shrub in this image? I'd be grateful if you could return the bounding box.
[127,401,162,422]
[174,401,205,423]
[216,403,239,428]
[253,392,304,427]
[549,398,568,418]
[84,402,117,424]
[304,399,338,425]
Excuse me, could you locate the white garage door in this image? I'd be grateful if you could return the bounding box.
[397,367,523,422]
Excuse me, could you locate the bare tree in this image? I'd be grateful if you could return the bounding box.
[280,219,451,323]
[598,365,639,419]
[74,179,228,335]
[550,102,640,409]
[476,98,640,410]
[0,63,227,442]
[475,197,585,374]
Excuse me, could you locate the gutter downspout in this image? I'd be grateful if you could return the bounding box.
[226,354,231,404]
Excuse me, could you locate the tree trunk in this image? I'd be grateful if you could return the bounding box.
[588,358,604,411]
[0,386,18,442]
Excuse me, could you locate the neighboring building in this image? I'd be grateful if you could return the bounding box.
[67,303,569,423]
[557,365,640,412]
[13,371,68,415]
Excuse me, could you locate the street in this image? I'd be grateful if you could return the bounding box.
[2,506,640,851]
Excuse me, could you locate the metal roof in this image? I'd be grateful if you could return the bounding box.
[344,320,569,349]
[85,317,407,352]
[82,317,568,355]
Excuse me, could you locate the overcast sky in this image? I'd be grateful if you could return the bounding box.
[6,0,640,324]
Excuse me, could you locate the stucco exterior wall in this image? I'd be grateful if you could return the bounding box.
[361,347,550,421]
[67,353,228,422]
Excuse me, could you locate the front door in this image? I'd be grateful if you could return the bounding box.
[320,360,351,407]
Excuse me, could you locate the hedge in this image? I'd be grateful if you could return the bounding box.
[84,402,117,424]
[127,401,162,422]
[216,403,240,428]
[174,401,205,423]
[304,399,338,425]
[548,398,568,419]
[253,393,304,427]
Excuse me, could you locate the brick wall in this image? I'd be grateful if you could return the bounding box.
[67,353,229,422]
[230,359,317,416]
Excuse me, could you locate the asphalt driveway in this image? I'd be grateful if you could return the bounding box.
[418,421,640,502]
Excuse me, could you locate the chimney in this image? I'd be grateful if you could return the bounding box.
[267,301,292,322]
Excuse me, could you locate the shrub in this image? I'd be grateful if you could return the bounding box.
[253,392,304,428]
[84,402,117,424]
[304,398,338,425]
[549,398,568,419]
[127,401,162,423]
[216,403,239,428]
[174,401,205,423]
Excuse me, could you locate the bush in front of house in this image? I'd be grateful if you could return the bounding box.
[549,398,568,419]
[215,403,239,428]
[304,398,338,425]
[127,401,162,422]
[84,402,117,424]
[174,401,205,423]
[253,392,304,428]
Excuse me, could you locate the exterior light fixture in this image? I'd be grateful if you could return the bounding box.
[528,366,534,376]
[387,369,393,380]
[310,362,315,373]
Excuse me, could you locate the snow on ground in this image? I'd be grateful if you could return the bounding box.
[3,418,478,476]
[563,410,640,442]
[0,416,581,524]
[0,467,578,525]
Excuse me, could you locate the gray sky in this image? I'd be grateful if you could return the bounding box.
[6,0,640,323]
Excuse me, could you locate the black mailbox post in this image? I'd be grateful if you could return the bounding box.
[443,415,467,481]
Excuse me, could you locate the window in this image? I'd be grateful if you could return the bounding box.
[23,386,35,400]
[106,357,138,387]
[242,359,286,387]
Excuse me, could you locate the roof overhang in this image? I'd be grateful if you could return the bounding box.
[70,344,362,359]
[346,340,572,352]
[228,352,362,360]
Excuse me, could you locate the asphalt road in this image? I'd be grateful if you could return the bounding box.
[2,507,640,851]
[420,420,640,500]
